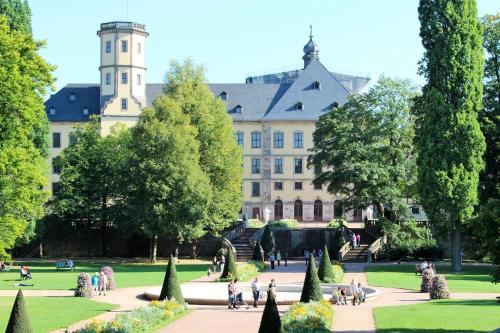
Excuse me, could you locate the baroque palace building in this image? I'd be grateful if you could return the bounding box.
[45,21,428,223]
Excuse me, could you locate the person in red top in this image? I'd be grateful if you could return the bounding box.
[356,233,361,247]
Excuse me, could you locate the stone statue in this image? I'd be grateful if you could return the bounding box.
[264,206,271,223]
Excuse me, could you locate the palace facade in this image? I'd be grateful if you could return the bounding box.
[45,21,428,223]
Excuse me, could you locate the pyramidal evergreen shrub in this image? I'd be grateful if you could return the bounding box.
[300,256,323,302]
[6,290,33,333]
[252,240,265,263]
[318,245,335,283]
[258,292,281,333]
[260,224,275,255]
[430,275,450,299]
[159,256,185,304]
[420,268,435,293]
[221,247,239,280]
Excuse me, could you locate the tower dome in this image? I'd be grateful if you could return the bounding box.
[302,25,319,68]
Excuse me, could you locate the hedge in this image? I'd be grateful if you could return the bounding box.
[282,300,333,333]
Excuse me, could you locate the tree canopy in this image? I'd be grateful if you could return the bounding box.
[309,76,419,221]
[415,0,485,271]
[0,0,31,33]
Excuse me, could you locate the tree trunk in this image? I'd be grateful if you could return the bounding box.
[39,238,44,258]
[190,241,197,259]
[150,234,158,263]
[451,221,462,272]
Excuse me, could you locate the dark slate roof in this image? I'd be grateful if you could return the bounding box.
[45,84,100,122]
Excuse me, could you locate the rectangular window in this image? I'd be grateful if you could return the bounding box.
[314,163,322,175]
[52,132,61,148]
[252,159,261,174]
[235,131,244,146]
[274,182,283,190]
[251,131,261,148]
[294,158,303,173]
[52,158,61,174]
[137,42,141,54]
[137,74,141,85]
[411,206,420,214]
[69,133,77,145]
[105,73,111,85]
[294,132,303,148]
[121,98,128,110]
[274,158,283,174]
[314,182,322,190]
[252,182,260,197]
[294,181,303,190]
[105,40,112,53]
[274,132,283,148]
[121,40,128,52]
[121,72,128,84]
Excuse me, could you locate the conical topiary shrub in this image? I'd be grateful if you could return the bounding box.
[258,292,281,333]
[159,256,185,304]
[221,247,239,280]
[318,245,335,283]
[430,275,450,299]
[6,290,33,333]
[420,268,435,293]
[260,224,275,256]
[300,256,323,302]
[252,240,265,263]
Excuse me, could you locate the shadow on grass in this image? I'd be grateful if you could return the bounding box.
[376,329,489,333]
[431,299,499,307]
[8,263,208,274]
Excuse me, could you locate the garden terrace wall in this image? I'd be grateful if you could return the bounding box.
[273,229,342,257]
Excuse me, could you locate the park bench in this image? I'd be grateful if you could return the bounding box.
[56,261,75,271]
[0,266,10,274]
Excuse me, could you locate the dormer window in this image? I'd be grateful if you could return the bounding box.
[69,93,76,102]
[234,105,242,113]
[296,102,304,111]
[332,101,339,108]
[220,91,227,101]
[313,81,321,90]
[49,107,56,115]
[82,107,89,115]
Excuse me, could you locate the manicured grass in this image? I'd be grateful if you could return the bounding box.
[367,264,500,293]
[0,261,209,290]
[374,299,500,332]
[0,296,118,333]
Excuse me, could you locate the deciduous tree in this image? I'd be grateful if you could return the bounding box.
[415,0,485,271]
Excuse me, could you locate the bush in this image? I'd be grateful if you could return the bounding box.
[159,256,184,304]
[272,219,299,229]
[282,300,332,333]
[318,245,334,283]
[260,224,275,255]
[327,219,348,229]
[100,266,116,290]
[219,261,264,282]
[74,272,92,297]
[331,264,344,283]
[328,229,346,260]
[430,275,450,299]
[247,219,265,228]
[420,268,435,293]
[258,293,281,333]
[76,300,187,333]
[252,240,265,263]
[300,256,323,303]
[5,290,33,333]
[220,248,239,281]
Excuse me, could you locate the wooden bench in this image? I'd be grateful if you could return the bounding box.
[56,261,75,271]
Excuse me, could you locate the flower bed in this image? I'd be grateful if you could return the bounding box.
[75,300,188,333]
[282,300,333,333]
[272,219,299,229]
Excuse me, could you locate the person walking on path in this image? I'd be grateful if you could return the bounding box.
[251,277,260,308]
[91,272,100,296]
[269,253,276,270]
[356,233,361,247]
[99,271,108,296]
[304,249,310,266]
[357,283,366,304]
[276,251,281,267]
[318,248,323,262]
[220,255,226,274]
[340,288,347,305]
[268,279,277,297]
[284,251,288,267]
[351,234,357,248]
[227,279,236,309]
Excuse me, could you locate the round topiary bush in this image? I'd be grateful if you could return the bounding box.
[430,275,450,299]
[74,273,92,297]
[420,268,435,293]
[100,266,116,290]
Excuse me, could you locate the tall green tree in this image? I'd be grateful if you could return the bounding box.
[49,119,129,257]
[0,17,54,260]
[309,77,419,221]
[415,0,485,271]
[125,96,211,262]
[163,59,243,241]
[0,0,32,33]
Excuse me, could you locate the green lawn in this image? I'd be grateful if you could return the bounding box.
[374,299,500,332]
[367,264,500,293]
[0,261,209,290]
[0,296,118,333]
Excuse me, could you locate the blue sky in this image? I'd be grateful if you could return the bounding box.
[30,0,498,91]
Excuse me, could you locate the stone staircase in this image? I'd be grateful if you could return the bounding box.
[232,228,258,261]
[342,228,374,263]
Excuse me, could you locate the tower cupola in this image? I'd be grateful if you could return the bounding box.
[303,25,319,68]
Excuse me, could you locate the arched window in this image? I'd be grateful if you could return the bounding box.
[294,200,303,221]
[274,200,283,220]
[314,200,323,221]
[333,200,343,218]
